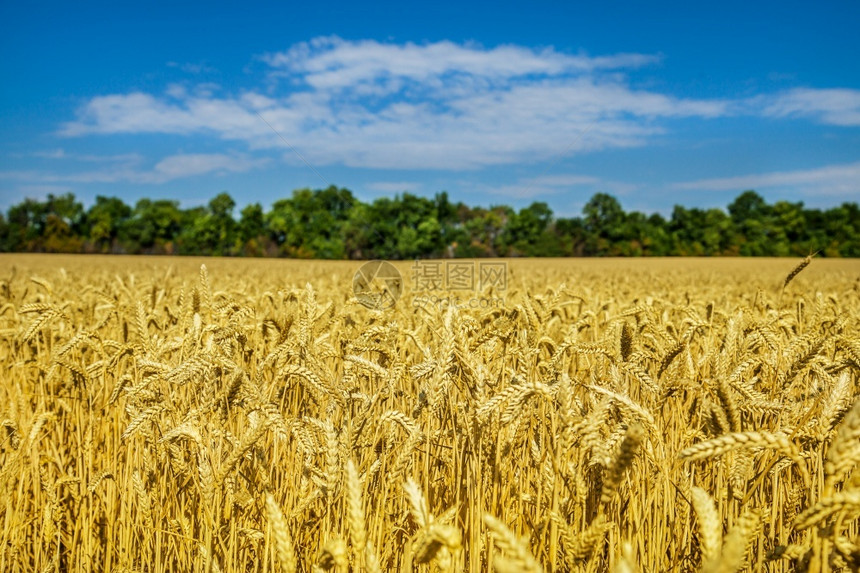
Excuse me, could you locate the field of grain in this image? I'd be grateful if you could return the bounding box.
[0,254,858,573]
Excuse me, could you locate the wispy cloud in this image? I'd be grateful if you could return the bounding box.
[365,181,424,193]
[0,153,267,185]
[474,173,635,200]
[167,61,218,75]
[0,185,77,210]
[17,184,74,195]
[762,88,860,126]
[673,161,860,197]
[20,148,144,163]
[149,153,267,181]
[527,174,601,186]
[261,36,661,91]
[31,149,67,159]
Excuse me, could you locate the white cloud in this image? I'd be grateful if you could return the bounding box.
[17,184,73,195]
[262,37,661,92]
[59,37,732,171]
[60,93,263,138]
[0,185,79,211]
[166,84,188,99]
[0,153,267,185]
[528,174,601,186]
[167,61,217,75]
[32,148,67,159]
[762,88,860,126]
[674,161,860,197]
[25,148,144,163]
[54,37,860,176]
[149,153,267,181]
[476,173,635,200]
[77,152,144,163]
[58,83,721,170]
[365,181,423,193]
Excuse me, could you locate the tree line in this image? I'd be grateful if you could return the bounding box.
[0,187,857,258]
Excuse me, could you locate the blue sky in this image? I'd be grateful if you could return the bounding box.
[1,0,858,217]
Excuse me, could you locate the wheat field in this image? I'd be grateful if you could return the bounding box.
[0,254,858,573]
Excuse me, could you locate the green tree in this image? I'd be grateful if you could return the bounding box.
[821,203,860,257]
[179,192,237,255]
[341,192,444,259]
[0,213,8,252]
[670,206,733,256]
[621,211,672,256]
[554,216,587,256]
[769,200,806,256]
[457,206,511,257]
[644,213,672,255]
[434,191,464,255]
[85,196,132,253]
[122,199,183,254]
[3,199,46,251]
[582,193,626,255]
[267,186,355,258]
[728,190,774,255]
[341,202,375,259]
[46,193,85,252]
[503,202,558,256]
[238,203,267,256]
[2,185,857,259]
[3,193,85,252]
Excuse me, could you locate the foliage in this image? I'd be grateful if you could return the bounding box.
[0,188,857,257]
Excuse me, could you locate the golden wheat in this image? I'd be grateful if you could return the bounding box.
[0,254,857,572]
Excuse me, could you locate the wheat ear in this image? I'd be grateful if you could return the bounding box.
[483,514,543,573]
[691,487,723,568]
[783,254,813,290]
[265,493,297,573]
